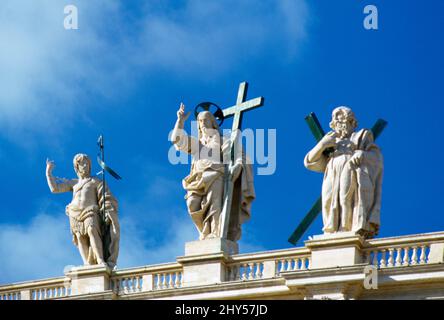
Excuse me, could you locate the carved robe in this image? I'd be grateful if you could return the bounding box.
[49,175,119,266]
[304,129,383,237]
[176,130,255,241]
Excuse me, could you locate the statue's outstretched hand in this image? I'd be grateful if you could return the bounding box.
[177,102,191,122]
[46,158,55,174]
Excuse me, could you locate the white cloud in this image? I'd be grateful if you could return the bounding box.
[134,0,309,73]
[0,0,309,137]
[117,215,196,268]
[146,176,183,199]
[0,213,79,284]
[0,209,266,284]
[0,210,195,284]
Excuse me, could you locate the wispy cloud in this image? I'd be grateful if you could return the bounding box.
[0,0,298,283]
[0,210,194,284]
[0,213,78,284]
[134,0,309,74]
[0,172,266,284]
[0,0,309,138]
[0,210,264,284]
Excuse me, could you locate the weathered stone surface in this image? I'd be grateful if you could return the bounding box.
[305,233,365,269]
[171,100,255,242]
[185,238,239,256]
[2,232,444,300]
[65,265,112,296]
[304,107,383,238]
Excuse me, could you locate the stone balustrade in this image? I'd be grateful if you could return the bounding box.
[227,247,311,281]
[1,231,444,300]
[0,277,70,300]
[0,291,21,300]
[109,262,183,295]
[364,232,444,268]
[111,275,143,294]
[31,285,71,300]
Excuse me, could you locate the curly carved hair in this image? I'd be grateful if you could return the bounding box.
[329,106,358,131]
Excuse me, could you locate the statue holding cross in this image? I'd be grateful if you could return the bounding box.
[304,106,384,238]
[171,82,262,243]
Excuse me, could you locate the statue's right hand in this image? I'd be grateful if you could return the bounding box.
[177,102,191,122]
[320,132,337,149]
[46,158,55,173]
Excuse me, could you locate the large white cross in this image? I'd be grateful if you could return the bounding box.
[219,82,264,239]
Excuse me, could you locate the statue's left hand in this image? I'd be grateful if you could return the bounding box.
[349,151,364,167]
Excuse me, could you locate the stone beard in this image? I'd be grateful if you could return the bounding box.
[46,154,120,268]
[172,106,255,242]
[304,107,383,237]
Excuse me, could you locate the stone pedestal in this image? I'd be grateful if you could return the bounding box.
[305,232,365,269]
[65,265,112,296]
[178,238,237,287]
[185,237,239,256]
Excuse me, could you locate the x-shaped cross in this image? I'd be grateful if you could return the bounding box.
[287,113,387,245]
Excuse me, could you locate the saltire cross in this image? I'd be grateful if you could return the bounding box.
[287,113,387,246]
[219,82,264,239]
[97,135,122,261]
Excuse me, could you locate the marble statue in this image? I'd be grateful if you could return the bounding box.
[46,154,120,268]
[304,107,383,237]
[171,103,255,241]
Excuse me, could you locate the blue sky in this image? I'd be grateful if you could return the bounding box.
[0,0,443,284]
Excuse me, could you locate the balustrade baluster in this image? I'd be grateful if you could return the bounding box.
[387,248,395,267]
[280,260,285,273]
[395,248,402,266]
[371,251,378,266]
[285,259,291,271]
[301,257,307,270]
[247,263,254,280]
[255,263,262,278]
[380,250,387,268]
[174,272,180,287]
[411,246,418,265]
[154,275,159,290]
[420,245,427,264]
[168,273,174,288]
[137,276,142,291]
[295,258,300,270]
[241,264,248,280]
[403,247,410,266]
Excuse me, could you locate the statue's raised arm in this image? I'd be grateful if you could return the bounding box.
[46,158,76,193]
[171,103,198,154]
